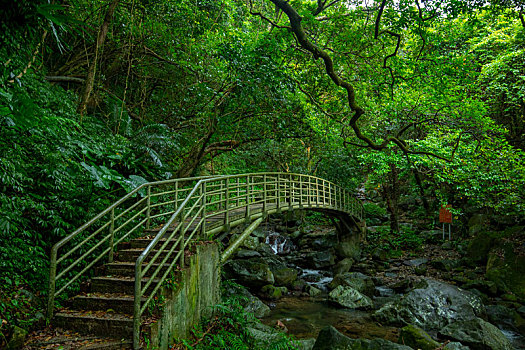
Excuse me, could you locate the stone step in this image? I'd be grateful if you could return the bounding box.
[53,310,134,338]
[115,248,180,263]
[90,276,160,295]
[69,293,144,315]
[126,238,180,249]
[105,262,173,278]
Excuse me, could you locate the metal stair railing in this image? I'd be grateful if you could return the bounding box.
[131,172,363,348]
[46,175,221,320]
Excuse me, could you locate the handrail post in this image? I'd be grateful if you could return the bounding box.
[307,176,311,207]
[225,178,230,228]
[46,247,58,321]
[146,184,151,230]
[277,174,281,210]
[108,208,115,263]
[174,182,178,211]
[263,174,267,212]
[245,176,251,220]
[133,263,142,350]
[201,183,207,238]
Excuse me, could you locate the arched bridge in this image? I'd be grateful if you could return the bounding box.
[46,173,365,349]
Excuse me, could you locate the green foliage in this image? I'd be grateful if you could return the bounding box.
[174,295,297,350]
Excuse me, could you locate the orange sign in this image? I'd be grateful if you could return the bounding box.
[439,205,452,223]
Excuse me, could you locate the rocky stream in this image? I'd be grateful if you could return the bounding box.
[222,214,525,350]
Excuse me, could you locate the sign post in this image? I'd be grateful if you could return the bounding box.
[439,204,452,240]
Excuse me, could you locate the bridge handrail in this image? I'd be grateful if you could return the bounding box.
[46,175,222,320]
[130,172,363,348]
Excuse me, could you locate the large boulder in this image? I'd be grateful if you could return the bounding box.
[312,326,412,350]
[486,304,525,334]
[329,272,375,297]
[222,281,270,318]
[373,278,485,331]
[485,241,525,300]
[398,324,440,350]
[300,250,336,269]
[223,259,274,289]
[328,285,373,309]
[438,317,514,350]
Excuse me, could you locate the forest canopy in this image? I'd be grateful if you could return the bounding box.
[0,0,524,336]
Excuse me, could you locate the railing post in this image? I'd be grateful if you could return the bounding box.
[108,208,115,263]
[277,174,281,210]
[224,178,230,229]
[245,176,251,220]
[146,184,151,230]
[307,176,311,207]
[46,247,58,321]
[133,263,142,350]
[263,174,267,212]
[174,182,178,211]
[201,183,207,238]
[236,177,240,208]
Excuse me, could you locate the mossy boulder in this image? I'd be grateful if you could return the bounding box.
[260,284,283,300]
[398,324,440,350]
[328,272,375,297]
[486,242,525,300]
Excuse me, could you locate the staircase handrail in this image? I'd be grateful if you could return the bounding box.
[46,175,222,320]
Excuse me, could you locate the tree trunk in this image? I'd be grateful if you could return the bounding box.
[77,0,119,116]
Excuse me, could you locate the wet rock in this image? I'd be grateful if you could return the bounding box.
[390,278,418,294]
[398,324,440,350]
[312,325,412,350]
[328,285,373,309]
[222,282,270,317]
[223,259,274,289]
[438,317,514,350]
[373,278,485,331]
[260,284,283,300]
[7,325,27,350]
[328,272,375,297]
[333,258,354,275]
[403,258,428,267]
[306,285,322,297]
[273,267,298,287]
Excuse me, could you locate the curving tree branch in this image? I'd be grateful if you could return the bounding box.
[265,0,456,161]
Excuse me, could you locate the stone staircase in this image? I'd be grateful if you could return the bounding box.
[52,233,182,349]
